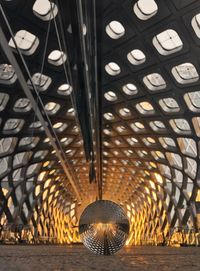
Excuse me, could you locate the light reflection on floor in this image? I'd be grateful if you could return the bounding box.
[0,245,199,271]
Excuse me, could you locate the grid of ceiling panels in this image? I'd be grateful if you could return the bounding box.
[0,0,96,238]
[101,0,200,234]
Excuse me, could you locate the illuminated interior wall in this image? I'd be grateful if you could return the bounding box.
[34,202,79,244]
[125,174,200,246]
[0,162,79,244]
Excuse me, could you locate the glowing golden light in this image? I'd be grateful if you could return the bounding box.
[93,223,117,235]
[154,173,163,184]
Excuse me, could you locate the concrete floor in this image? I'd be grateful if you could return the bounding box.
[0,245,199,271]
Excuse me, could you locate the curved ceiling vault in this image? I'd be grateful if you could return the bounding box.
[0,0,200,245]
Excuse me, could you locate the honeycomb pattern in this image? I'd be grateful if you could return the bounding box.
[101,0,200,244]
[0,0,94,243]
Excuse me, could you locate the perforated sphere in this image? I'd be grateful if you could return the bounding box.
[79,200,130,255]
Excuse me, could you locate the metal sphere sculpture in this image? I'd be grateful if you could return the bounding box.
[79,200,129,255]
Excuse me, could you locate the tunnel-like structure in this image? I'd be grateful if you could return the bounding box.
[0,0,200,248]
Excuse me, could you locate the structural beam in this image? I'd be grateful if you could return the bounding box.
[0,24,82,202]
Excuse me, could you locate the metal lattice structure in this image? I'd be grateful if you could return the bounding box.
[0,0,200,246]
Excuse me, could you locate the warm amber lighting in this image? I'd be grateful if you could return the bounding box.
[92,223,117,235]
[196,189,200,201]
[127,211,131,219]
[154,173,163,184]
[43,161,50,167]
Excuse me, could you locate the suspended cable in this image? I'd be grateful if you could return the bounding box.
[50,0,86,151]
[0,3,82,201]
[52,1,97,184]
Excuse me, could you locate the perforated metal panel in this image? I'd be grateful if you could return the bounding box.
[79,200,129,255]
